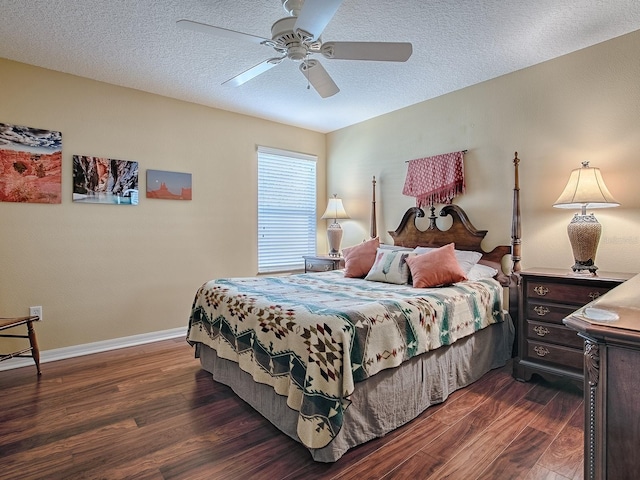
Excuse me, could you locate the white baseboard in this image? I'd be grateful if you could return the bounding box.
[0,326,187,372]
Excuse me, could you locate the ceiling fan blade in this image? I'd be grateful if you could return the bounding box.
[223,58,284,87]
[176,19,270,45]
[299,60,339,98]
[321,42,413,62]
[294,0,343,40]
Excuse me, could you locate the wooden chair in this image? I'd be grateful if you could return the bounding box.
[0,315,41,375]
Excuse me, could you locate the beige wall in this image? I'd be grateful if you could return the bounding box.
[3,29,640,355]
[0,58,326,351]
[327,30,640,275]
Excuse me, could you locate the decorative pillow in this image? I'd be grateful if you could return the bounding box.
[365,248,416,284]
[406,243,467,288]
[413,245,482,275]
[466,263,499,281]
[342,237,380,278]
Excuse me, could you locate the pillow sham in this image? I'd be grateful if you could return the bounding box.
[413,245,482,275]
[378,244,414,252]
[466,263,499,281]
[365,248,416,284]
[478,259,511,286]
[342,237,380,278]
[406,243,467,288]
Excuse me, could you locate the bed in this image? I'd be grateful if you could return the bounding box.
[187,156,522,462]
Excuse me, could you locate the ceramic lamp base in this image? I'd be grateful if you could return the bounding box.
[567,213,601,274]
[326,222,343,257]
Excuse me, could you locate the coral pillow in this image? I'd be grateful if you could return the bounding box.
[342,237,380,278]
[406,243,467,288]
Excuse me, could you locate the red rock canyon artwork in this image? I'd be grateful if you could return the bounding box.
[146,169,192,200]
[0,122,62,203]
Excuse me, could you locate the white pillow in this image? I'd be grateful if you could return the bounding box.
[378,244,414,252]
[466,263,499,281]
[413,246,482,274]
[365,248,416,284]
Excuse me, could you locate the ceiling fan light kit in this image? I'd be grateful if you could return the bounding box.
[177,0,412,98]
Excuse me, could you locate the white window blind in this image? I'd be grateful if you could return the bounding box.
[257,146,317,273]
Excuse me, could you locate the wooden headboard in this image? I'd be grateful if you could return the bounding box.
[388,204,510,265]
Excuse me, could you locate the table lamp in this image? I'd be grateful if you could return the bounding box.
[321,194,350,257]
[553,161,619,274]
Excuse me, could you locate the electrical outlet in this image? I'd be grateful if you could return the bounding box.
[29,306,43,321]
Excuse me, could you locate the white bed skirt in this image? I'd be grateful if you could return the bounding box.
[196,314,514,462]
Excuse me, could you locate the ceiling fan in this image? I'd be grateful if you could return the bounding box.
[177,0,412,98]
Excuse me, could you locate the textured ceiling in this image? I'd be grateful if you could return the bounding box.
[1,0,640,133]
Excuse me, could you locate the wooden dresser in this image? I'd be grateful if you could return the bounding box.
[564,273,640,480]
[513,268,633,385]
[302,255,342,273]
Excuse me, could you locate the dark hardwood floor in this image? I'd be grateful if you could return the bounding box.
[0,338,584,479]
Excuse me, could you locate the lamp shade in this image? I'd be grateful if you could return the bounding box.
[321,195,350,221]
[553,161,619,210]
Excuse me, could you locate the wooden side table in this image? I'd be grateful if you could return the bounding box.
[302,255,342,273]
[513,267,633,385]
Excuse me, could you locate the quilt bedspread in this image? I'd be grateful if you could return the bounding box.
[187,271,504,449]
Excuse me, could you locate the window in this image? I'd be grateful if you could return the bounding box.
[257,146,317,273]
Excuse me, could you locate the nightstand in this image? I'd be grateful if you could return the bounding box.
[513,267,634,385]
[303,255,342,273]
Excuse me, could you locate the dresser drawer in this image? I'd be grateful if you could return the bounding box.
[526,281,610,305]
[304,256,342,272]
[526,340,583,371]
[306,260,334,272]
[527,320,584,349]
[525,302,577,325]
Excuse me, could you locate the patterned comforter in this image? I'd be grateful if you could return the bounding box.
[187,271,504,449]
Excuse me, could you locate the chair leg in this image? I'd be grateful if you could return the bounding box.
[26,320,42,375]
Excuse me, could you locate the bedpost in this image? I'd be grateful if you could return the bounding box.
[510,152,522,358]
[511,152,522,273]
[370,176,377,239]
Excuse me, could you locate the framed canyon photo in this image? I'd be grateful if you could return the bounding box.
[146,169,192,200]
[72,155,139,205]
[0,121,62,203]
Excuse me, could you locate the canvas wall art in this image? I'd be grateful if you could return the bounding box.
[146,169,192,200]
[0,122,62,203]
[73,155,139,205]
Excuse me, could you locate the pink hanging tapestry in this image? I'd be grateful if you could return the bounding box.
[402,151,465,208]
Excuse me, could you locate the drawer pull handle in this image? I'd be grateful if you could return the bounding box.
[534,285,549,296]
[533,306,550,316]
[307,263,332,271]
[589,292,600,300]
[534,346,550,357]
[533,326,550,337]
